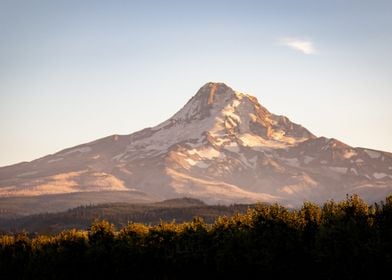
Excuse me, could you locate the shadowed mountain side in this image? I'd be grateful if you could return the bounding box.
[0,191,157,218]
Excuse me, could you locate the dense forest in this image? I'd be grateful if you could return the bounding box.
[0,194,391,279]
[0,198,251,234]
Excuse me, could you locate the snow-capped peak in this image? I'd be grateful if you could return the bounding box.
[171,82,237,123]
[167,82,314,142]
[119,83,315,161]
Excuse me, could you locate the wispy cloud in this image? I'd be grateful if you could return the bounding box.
[279,37,316,55]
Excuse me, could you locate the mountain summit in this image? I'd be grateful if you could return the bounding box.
[1,82,391,212]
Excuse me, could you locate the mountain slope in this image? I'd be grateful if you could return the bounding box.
[0,82,391,210]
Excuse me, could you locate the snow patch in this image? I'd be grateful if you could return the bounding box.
[62,146,92,156]
[280,176,317,195]
[171,94,204,121]
[112,153,126,161]
[188,146,222,160]
[329,167,348,174]
[16,171,38,178]
[238,133,288,149]
[235,153,256,168]
[281,186,295,194]
[222,99,241,124]
[271,130,285,141]
[373,172,387,179]
[282,157,300,167]
[185,158,209,168]
[304,156,314,164]
[364,150,381,159]
[239,133,264,148]
[185,158,197,166]
[224,142,240,153]
[350,168,358,176]
[213,138,231,146]
[195,161,210,168]
[48,157,64,163]
[248,156,258,165]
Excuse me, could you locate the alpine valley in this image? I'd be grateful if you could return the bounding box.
[1,82,391,215]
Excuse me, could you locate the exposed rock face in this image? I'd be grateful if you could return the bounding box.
[1,82,391,206]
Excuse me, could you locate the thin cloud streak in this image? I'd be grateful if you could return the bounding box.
[279,37,317,55]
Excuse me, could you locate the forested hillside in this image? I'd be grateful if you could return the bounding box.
[0,194,391,279]
[0,198,251,234]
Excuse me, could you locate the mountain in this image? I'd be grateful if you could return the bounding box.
[0,82,391,213]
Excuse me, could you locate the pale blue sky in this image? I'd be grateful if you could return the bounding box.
[1,0,391,166]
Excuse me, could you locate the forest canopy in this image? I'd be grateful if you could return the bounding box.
[0,194,391,279]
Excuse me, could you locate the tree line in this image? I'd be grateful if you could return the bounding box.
[0,198,251,234]
[0,194,391,279]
